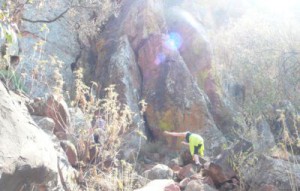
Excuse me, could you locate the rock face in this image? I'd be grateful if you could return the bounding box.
[18,0,119,97]
[19,0,78,96]
[81,0,226,155]
[10,0,300,190]
[243,155,300,191]
[0,82,56,190]
[0,82,78,190]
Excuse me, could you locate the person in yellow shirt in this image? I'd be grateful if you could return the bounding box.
[164,131,204,166]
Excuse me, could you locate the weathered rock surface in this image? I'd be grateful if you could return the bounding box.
[0,82,78,190]
[31,116,55,133]
[144,164,174,180]
[203,139,252,187]
[134,179,178,191]
[83,0,227,156]
[0,83,56,190]
[60,140,78,167]
[27,95,71,139]
[243,155,300,191]
[178,164,197,180]
[0,83,57,190]
[19,0,78,96]
[185,180,217,191]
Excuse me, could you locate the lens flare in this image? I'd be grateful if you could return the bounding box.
[164,32,183,51]
[155,53,166,65]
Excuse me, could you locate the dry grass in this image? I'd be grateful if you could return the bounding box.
[71,83,147,190]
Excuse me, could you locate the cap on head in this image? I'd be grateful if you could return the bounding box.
[185,132,191,143]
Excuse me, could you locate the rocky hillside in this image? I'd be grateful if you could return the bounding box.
[0,0,300,190]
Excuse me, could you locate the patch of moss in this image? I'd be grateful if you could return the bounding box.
[191,36,206,56]
[158,110,174,131]
[197,69,209,89]
[159,120,171,131]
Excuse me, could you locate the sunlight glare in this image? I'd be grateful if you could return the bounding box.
[164,32,182,51]
[257,0,297,15]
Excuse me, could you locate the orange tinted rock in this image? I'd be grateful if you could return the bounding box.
[45,95,70,139]
[60,141,78,167]
[170,164,182,173]
[89,0,227,156]
[28,95,70,139]
[178,164,197,180]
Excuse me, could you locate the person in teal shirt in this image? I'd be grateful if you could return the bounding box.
[164,131,204,166]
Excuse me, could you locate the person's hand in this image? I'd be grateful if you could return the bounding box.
[164,131,170,135]
[181,141,189,146]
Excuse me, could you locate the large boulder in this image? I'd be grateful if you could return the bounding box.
[202,139,252,187]
[144,164,174,180]
[165,2,237,140]
[243,155,300,191]
[135,179,179,191]
[178,164,197,180]
[88,0,226,155]
[0,82,78,190]
[185,180,217,191]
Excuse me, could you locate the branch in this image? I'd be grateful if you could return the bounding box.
[21,8,69,23]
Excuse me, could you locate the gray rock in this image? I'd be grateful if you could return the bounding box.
[19,0,79,97]
[0,82,56,190]
[170,157,184,167]
[243,155,300,191]
[143,164,174,180]
[32,116,56,133]
[0,82,78,190]
[134,179,176,191]
[185,181,217,191]
[255,120,276,152]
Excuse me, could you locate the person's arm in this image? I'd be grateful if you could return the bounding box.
[181,141,189,147]
[164,131,187,138]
